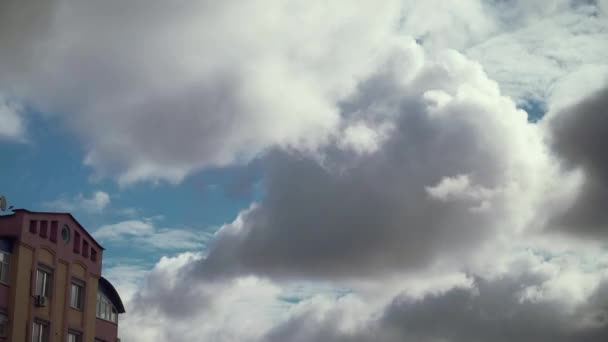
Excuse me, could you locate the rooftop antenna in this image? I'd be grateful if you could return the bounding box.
[0,195,12,212]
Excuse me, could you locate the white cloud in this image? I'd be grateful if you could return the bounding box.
[1,1,605,184]
[117,252,287,341]
[0,97,25,141]
[0,0,406,185]
[94,219,212,251]
[112,233,608,342]
[467,4,608,106]
[43,191,110,213]
[337,121,394,155]
[103,263,150,304]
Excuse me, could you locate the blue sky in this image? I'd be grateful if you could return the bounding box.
[0,109,261,268]
[1,1,608,341]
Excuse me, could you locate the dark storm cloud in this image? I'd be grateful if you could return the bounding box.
[263,274,608,342]
[550,86,608,236]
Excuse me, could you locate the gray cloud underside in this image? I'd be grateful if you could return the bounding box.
[263,274,608,342]
[199,49,555,280]
[550,86,608,236]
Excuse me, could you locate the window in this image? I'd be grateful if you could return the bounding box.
[0,313,7,338]
[67,331,82,342]
[50,221,58,243]
[82,240,89,258]
[29,220,38,234]
[39,221,48,238]
[70,282,84,310]
[0,251,9,284]
[32,320,49,342]
[91,249,97,262]
[61,224,71,243]
[73,232,80,253]
[35,268,52,297]
[96,292,118,323]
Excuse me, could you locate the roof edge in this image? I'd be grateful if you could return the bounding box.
[12,209,105,250]
[99,276,126,313]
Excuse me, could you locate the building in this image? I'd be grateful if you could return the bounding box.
[0,209,125,342]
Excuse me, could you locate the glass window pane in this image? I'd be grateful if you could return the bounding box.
[0,313,6,338]
[41,323,49,342]
[71,286,75,307]
[71,284,83,309]
[36,270,43,296]
[0,264,6,283]
[36,269,52,297]
[77,286,82,308]
[32,322,40,342]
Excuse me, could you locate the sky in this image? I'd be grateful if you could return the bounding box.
[1,0,608,341]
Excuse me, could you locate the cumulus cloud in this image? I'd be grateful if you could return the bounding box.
[0,0,408,184]
[199,47,559,280]
[548,86,608,237]
[43,191,110,213]
[114,237,608,342]
[1,1,604,183]
[260,241,608,342]
[115,252,288,342]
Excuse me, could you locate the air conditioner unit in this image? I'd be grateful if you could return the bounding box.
[35,295,48,307]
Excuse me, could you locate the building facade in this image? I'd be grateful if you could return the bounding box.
[0,209,124,342]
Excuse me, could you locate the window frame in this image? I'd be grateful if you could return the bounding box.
[0,251,10,285]
[70,280,85,310]
[82,240,89,258]
[32,319,49,342]
[0,313,8,338]
[39,221,48,239]
[73,232,81,254]
[96,292,118,323]
[29,220,38,234]
[35,267,53,298]
[50,221,58,243]
[67,330,82,342]
[91,248,98,262]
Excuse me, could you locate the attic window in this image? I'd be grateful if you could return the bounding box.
[50,221,58,243]
[29,220,37,234]
[83,240,89,258]
[74,232,81,254]
[61,224,71,243]
[40,221,48,238]
[91,249,97,262]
